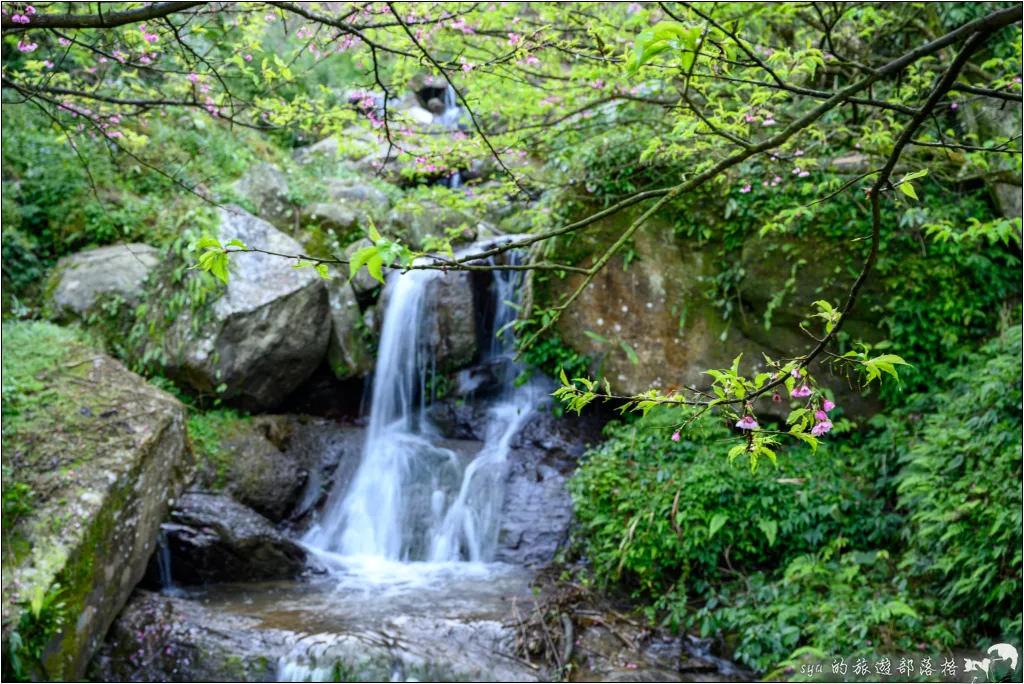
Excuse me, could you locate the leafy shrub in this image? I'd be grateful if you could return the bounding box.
[517,334,590,390]
[5,584,67,681]
[893,326,1023,639]
[691,541,960,675]
[569,413,899,596]
[1,467,34,526]
[569,326,1022,675]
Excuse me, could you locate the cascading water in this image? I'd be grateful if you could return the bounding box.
[155,529,182,597]
[304,246,537,565]
[428,254,536,562]
[439,84,463,189]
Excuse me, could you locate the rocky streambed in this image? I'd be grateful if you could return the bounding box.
[92,562,541,682]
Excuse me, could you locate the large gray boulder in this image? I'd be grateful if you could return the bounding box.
[294,127,415,184]
[301,203,359,235]
[147,491,307,585]
[1,325,192,680]
[386,201,477,249]
[233,162,296,231]
[324,177,391,215]
[46,243,160,320]
[326,278,375,379]
[426,271,478,372]
[164,208,331,411]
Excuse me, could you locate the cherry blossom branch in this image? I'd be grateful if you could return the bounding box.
[520,8,1020,384]
[0,2,206,32]
[385,1,533,200]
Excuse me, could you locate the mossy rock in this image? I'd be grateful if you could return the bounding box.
[43,243,160,324]
[187,412,304,522]
[1,322,193,681]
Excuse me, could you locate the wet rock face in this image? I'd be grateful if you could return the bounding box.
[146,491,307,585]
[46,243,160,320]
[493,444,575,567]
[326,278,375,380]
[284,420,367,526]
[497,404,607,566]
[162,207,331,411]
[426,397,607,566]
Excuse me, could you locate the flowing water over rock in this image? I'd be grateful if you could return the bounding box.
[282,248,547,679]
[304,249,538,564]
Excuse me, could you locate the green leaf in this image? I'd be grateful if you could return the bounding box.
[790,429,819,452]
[708,513,728,539]
[584,330,612,344]
[619,341,640,365]
[886,600,919,618]
[347,245,378,282]
[366,254,385,284]
[193,235,221,250]
[758,519,778,547]
[899,182,919,200]
[209,254,229,284]
[368,219,382,242]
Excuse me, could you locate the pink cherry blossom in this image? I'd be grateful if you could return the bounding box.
[791,384,812,398]
[740,184,751,193]
[815,410,828,421]
[772,391,781,403]
[811,420,833,436]
[736,415,759,430]
[17,40,37,52]
[671,430,681,442]
[25,6,36,14]
[187,72,199,83]
[823,399,835,412]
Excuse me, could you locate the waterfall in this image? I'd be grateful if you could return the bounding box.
[156,529,182,596]
[439,84,463,190]
[304,248,536,564]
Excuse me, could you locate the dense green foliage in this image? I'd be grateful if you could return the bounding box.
[569,325,1023,673]
[893,327,1023,636]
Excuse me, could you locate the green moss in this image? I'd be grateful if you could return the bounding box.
[186,409,251,489]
